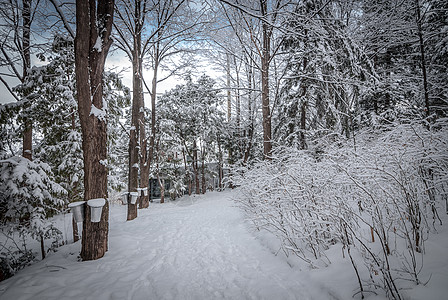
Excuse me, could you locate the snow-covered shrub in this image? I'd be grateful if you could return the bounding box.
[233,119,447,299]
[168,176,186,200]
[0,157,65,219]
[0,156,65,280]
[232,145,354,267]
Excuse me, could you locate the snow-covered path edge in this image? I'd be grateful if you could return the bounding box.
[0,190,320,300]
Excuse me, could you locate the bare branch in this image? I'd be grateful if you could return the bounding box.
[0,75,20,101]
[49,0,75,39]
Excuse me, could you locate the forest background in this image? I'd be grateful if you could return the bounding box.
[0,1,447,299]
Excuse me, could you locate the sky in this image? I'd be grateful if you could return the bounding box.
[0,52,178,107]
[0,49,222,108]
[0,67,20,104]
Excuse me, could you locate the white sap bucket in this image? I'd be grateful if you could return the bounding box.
[143,188,148,196]
[87,198,106,223]
[130,192,139,205]
[122,192,129,205]
[68,201,86,223]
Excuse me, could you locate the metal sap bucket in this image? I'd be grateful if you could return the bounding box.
[122,192,129,205]
[143,188,148,196]
[68,201,86,223]
[130,192,139,204]
[87,198,106,223]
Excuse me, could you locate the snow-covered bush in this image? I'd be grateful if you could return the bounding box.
[0,156,65,280]
[233,119,448,299]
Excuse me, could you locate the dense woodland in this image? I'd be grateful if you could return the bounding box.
[0,0,447,299]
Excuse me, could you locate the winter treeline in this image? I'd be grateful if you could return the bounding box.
[212,0,447,159]
[215,0,448,299]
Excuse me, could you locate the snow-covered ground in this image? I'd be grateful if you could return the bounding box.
[0,189,447,300]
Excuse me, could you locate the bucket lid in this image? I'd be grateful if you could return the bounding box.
[87,198,106,207]
[68,201,86,208]
[130,192,139,196]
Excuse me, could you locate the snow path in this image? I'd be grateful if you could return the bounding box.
[0,190,317,300]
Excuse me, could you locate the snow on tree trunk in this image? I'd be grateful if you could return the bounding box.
[193,141,199,194]
[127,41,141,221]
[21,0,32,162]
[261,1,272,160]
[201,156,206,194]
[75,0,114,261]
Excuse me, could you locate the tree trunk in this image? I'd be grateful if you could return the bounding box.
[127,121,139,220]
[22,0,32,161]
[182,148,192,196]
[137,0,149,209]
[243,54,254,164]
[75,0,114,261]
[415,0,430,119]
[193,141,199,194]
[22,124,32,160]
[201,152,206,194]
[300,101,307,150]
[139,124,149,209]
[72,217,80,243]
[234,55,241,132]
[127,4,144,219]
[40,235,45,260]
[158,177,165,204]
[226,52,232,122]
[144,41,161,209]
[261,1,272,159]
[217,140,223,190]
[70,109,80,243]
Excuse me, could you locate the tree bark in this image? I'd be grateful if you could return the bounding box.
[75,0,114,261]
[243,53,254,164]
[72,217,80,243]
[226,52,232,122]
[127,124,139,220]
[300,101,307,150]
[127,0,147,218]
[415,0,430,119]
[22,0,32,161]
[144,40,161,209]
[183,148,192,196]
[136,0,149,209]
[261,0,272,159]
[193,140,200,194]
[201,152,206,194]
[40,235,45,260]
[217,140,223,190]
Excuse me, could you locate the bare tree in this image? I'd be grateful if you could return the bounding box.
[143,0,200,201]
[218,0,289,159]
[113,0,148,219]
[114,0,187,210]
